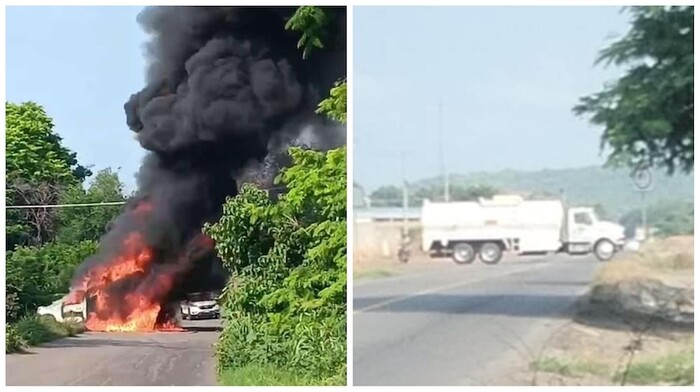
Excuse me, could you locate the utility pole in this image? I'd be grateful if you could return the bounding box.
[401,150,408,230]
[438,98,449,202]
[641,191,648,240]
[398,150,410,263]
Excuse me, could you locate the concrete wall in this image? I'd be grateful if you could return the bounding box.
[354,220,422,258]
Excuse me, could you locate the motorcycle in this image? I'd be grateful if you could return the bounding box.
[398,231,411,263]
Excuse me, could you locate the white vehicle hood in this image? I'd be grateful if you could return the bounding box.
[598,221,625,239]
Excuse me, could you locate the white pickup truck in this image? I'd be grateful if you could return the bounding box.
[422,195,625,264]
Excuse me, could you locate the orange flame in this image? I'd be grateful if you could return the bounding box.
[67,201,214,333]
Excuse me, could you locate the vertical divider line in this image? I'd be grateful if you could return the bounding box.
[345,4,355,387]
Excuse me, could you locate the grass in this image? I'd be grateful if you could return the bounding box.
[533,340,693,385]
[218,364,345,386]
[594,236,694,286]
[531,356,610,378]
[6,315,84,353]
[615,347,694,385]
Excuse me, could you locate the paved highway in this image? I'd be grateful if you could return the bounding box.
[353,254,599,386]
[6,319,221,386]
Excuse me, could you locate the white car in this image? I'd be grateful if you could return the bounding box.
[180,292,221,320]
[37,295,86,323]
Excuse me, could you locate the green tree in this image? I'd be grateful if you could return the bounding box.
[412,184,499,206]
[6,102,91,184]
[6,240,97,322]
[205,148,346,383]
[6,102,92,249]
[316,79,347,124]
[285,6,331,60]
[370,185,403,207]
[447,184,499,202]
[574,6,694,175]
[56,168,127,245]
[620,201,693,238]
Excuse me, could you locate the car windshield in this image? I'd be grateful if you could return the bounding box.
[187,292,217,302]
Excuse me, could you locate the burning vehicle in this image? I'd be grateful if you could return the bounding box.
[37,294,86,324]
[58,7,346,333]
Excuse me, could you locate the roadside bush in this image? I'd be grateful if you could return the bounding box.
[6,240,97,322]
[6,316,84,353]
[205,147,346,384]
[6,324,26,353]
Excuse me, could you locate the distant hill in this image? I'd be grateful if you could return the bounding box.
[366,166,693,218]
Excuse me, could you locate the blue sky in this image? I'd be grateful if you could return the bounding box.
[7,6,632,194]
[354,6,630,191]
[6,6,147,192]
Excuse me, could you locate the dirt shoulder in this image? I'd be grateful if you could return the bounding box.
[353,249,445,281]
[499,236,694,386]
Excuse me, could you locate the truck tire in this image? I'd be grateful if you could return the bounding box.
[452,243,476,264]
[594,239,615,261]
[479,242,503,264]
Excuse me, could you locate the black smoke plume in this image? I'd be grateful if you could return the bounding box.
[69,7,346,316]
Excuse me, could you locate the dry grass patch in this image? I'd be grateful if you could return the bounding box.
[595,236,693,287]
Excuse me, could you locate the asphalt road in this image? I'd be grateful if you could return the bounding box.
[6,319,222,386]
[353,254,599,386]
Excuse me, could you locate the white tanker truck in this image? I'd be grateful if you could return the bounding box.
[421,194,625,264]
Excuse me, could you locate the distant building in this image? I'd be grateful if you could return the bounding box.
[354,207,422,258]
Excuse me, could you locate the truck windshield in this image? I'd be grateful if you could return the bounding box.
[574,212,593,225]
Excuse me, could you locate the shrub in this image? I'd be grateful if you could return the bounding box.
[6,315,84,353]
[5,324,26,353]
[6,240,97,322]
[205,147,346,384]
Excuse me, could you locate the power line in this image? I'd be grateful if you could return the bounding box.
[6,201,127,209]
[6,186,288,210]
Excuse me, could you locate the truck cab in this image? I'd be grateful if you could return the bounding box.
[565,207,625,260]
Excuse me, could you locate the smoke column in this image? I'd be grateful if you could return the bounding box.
[68,6,346,326]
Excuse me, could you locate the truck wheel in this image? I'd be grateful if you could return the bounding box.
[594,239,615,261]
[452,243,476,264]
[479,243,503,264]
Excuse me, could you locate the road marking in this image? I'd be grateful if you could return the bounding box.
[354,261,553,314]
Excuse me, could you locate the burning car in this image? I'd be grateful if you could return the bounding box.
[37,294,87,324]
[180,292,220,320]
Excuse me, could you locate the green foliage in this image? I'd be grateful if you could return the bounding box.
[205,147,346,384]
[285,6,331,59]
[620,201,693,238]
[316,79,347,124]
[574,6,694,175]
[614,348,693,385]
[532,356,610,378]
[219,363,343,386]
[56,168,126,244]
[6,241,97,322]
[6,101,91,184]
[6,316,84,353]
[5,324,26,353]
[6,101,92,249]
